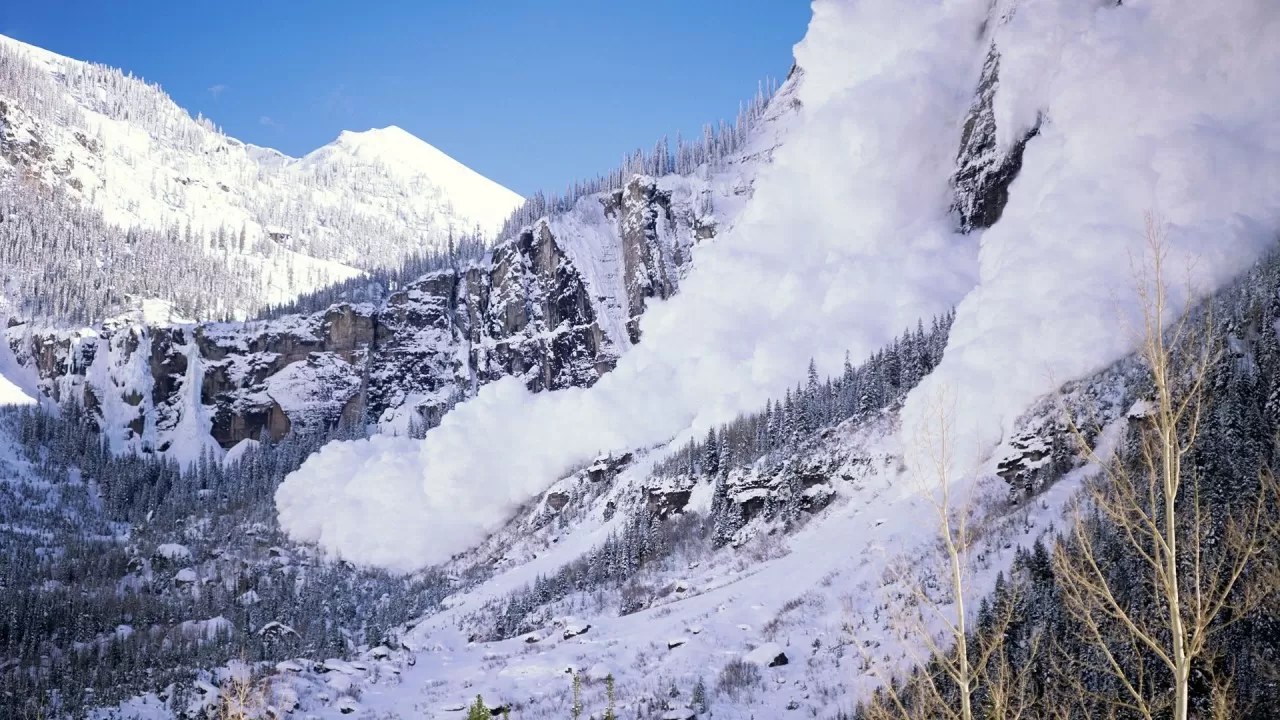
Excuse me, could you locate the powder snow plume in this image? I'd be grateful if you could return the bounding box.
[276,0,990,571]
[902,0,1280,477]
[277,0,1280,573]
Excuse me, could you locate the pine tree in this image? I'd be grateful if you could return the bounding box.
[605,674,618,720]
[571,672,583,720]
[702,427,720,477]
[466,694,489,720]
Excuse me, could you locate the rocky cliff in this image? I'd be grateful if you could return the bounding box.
[4,174,713,455]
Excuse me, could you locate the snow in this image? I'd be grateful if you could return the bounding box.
[903,0,1280,477]
[178,616,232,641]
[223,438,260,466]
[0,33,524,312]
[308,126,523,237]
[276,0,985,572]
[0,330,37,406]
[0,370,35,407]
[743,642,785,666]
[154,543,192,562]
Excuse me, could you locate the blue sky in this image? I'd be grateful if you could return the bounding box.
[1,1,810,196]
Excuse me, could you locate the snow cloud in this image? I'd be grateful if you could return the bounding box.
[902,0,1280,476]
[278,0,1280,574]
[276,0,990,572]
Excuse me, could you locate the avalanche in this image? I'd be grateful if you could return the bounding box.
[276,0,989,570]
[902,0,1280,475]
[277,0,1280,575]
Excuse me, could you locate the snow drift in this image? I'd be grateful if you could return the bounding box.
[277,0,989,571]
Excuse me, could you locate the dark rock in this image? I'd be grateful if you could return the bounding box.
[952,44,1039,233]
[546,492,570,512]
[647,489,692,519]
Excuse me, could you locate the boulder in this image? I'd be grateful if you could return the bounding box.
[744,642,788,668]
[546,491,570,511]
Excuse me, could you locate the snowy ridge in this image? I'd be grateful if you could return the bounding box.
[305,126,523,235]
[0,33,523,312]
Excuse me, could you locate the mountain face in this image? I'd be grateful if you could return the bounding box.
[0,34,523,317]
[3,172,738,457]
[0,46,796,459]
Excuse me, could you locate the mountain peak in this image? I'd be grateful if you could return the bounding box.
[335,124,418,146]
[314,125,522,234]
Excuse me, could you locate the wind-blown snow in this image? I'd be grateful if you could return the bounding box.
[276,0,989,571]
[903,0,1280,475]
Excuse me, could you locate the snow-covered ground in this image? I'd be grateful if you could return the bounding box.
[101,377,1133,719]
[16,0,1280,716]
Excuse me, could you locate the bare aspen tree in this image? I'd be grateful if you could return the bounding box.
[859,387,1038,720]
[1055,213,1280,720]
[218,670,267,720]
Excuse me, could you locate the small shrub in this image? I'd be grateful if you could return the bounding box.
[716,658,762,701]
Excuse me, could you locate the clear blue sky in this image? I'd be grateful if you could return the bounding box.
[1,1,810,196]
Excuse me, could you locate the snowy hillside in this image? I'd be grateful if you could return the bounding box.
[262,0,1280,714]
[0,33,522,316]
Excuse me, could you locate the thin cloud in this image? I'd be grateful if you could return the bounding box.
[258,116,277,128]
[207,83,228,100]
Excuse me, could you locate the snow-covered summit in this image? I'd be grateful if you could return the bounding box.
[303,125,523,236]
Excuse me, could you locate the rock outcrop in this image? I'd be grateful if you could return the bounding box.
[951,44,1040,233]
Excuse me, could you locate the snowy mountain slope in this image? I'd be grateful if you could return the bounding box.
[89,339,1139,719]
[2,65,796,462]
[301,126,522,237]
[276,80,803,568]
[902,0,1280,478]
[11,0,1280,715]
[0,33,523,313]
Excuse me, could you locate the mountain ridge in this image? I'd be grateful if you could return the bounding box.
[0,32,524,316]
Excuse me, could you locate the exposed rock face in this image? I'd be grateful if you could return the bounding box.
[646,488,693,520]
[604,177,685,342]
[5,174,704,453]
[467,222,611,393]
[951,45,1040,233]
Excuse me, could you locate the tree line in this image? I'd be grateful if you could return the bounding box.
[0,406,451,719]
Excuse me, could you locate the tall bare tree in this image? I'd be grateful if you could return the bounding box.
[1054,213,1280,720]
[859,387,1038,720]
